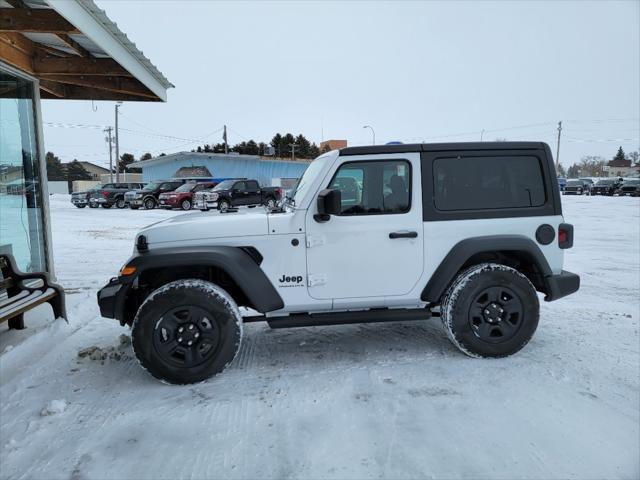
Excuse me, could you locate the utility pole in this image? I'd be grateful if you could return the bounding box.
[104,126,113,182]
[115,102,122,182]
[555,121,562,173]
[223,125,228,154]
[289,143,297,161]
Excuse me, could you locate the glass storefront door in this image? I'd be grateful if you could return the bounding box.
[0,67,48,273]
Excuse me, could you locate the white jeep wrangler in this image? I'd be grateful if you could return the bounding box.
[98,142,579,384]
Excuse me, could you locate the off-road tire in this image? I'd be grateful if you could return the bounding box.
[132,280,243,384]
[181,199,192,211]
[115,197,126,209]
[218,199,230,212]
[441,263,539,358]
[144,197,156,210]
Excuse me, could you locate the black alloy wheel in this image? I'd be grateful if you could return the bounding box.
[468,286,524,343]
[153,305,221,369]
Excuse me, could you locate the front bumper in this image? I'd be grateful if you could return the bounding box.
[98,277,132,325]
[544,270,580,302]
[71,198,87,205]
[129,199,143,207]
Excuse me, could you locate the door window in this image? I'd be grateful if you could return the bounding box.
[233,182,246,191]
[329,160,411,215]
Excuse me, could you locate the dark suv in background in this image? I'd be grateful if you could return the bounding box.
[125,180,183,210]
[616,178,640,197]
[591,178,623,196]
[563,179,592,195]
[88,183,144,208]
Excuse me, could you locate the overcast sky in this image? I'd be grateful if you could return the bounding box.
[41,0,639,169]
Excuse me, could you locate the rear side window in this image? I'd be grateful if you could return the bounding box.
[433,156,546,211]
[233,182,246,190]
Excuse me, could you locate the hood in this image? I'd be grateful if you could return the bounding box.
[138,210,269,246]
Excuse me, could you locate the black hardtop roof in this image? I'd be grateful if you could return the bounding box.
[339,142,548,156]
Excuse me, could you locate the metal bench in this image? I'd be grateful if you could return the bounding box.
[0,254,66,330]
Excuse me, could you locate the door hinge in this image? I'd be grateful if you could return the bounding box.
[306,235,325,248]
[308,274,327,287]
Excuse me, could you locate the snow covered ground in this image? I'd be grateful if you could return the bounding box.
[1,194,639,480]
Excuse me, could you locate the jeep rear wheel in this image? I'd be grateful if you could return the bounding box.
[132,280,243,384]
[441,263,539,358]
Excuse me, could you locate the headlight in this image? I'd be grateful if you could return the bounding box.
[210,193,219,201]
[135,193,143,199]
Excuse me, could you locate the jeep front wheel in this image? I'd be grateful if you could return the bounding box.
[132,280,243,384]
[441,263,539,358]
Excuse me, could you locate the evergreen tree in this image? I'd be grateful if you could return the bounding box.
[45,151,66,180]
[613,146,626,162]
[556,163,567,178]
[66,160,91,181]
[118,153,140,173]
[140,152,153,161]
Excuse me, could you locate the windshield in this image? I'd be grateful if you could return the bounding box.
[142,182,160,191]
[291,155,331,206]
[174,183,196,193]
[596,179,615,185]
[567,180,583,186]
[213,180,236,191]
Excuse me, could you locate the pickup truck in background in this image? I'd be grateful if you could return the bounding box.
[88,183,145,209]
[195,179,282,211]
[125,180,184,210]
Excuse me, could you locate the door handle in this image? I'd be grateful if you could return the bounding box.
[389,231,418,239]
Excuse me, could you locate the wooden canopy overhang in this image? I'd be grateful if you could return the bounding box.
[0,0,172,101]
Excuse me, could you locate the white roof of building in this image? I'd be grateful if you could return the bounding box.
[0,0,173,101]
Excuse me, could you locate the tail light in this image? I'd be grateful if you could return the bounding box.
[558,223,573,249]
[277,187,283,197]
[102,191,109,198]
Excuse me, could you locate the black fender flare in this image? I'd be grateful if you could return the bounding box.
[421,235,553,303]
[126,246,284,313]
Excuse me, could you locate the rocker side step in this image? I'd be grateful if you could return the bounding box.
[262,308,432,329]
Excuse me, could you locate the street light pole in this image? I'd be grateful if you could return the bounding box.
[363,125,375,145]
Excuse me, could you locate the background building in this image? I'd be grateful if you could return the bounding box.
[605,158,639,177]
[320,139,347,152]
[132,152,310,186]
[0,0,172,275]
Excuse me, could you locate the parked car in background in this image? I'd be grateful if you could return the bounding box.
[591,178,623,196]
[557,177,567,192]
[158,181,219,210]
[579,178,595,193]
[125,180,183,210]
[564,179,591,195]
[196,179,282,211]
[615,178,640,197]
[88,183,144,209]
[71,190,90,208]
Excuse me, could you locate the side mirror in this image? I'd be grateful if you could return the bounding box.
[314,188,341,222]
